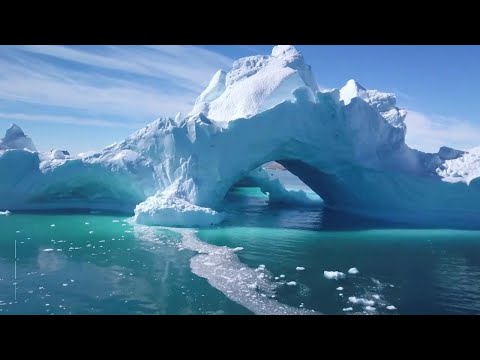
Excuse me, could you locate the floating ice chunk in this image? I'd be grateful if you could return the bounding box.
[0,210,11,216]
[258,264,266,269]
[85,222,90,225]
[232,247,244,252]
[88,231,94,234]
[343,307,353,312]
[296,267,305,271]
[348,296,375,306]
[274,277,279,280]
[62,283,68,287]
[43,249,54,252]
[348,267,359,275]
[373,294,380,300]
[134,192,225,227]
[336,286,344,291]
[112,220,120,223]
[15,230,20,233]
[339,293,343,296]
[324,271,346,280]
[50,224,55,227]
[386,305,397,310]
[286,281,297,286]
[365,306,376,312]
[279,274,285,278]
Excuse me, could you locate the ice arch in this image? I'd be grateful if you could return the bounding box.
[132,89,480,227]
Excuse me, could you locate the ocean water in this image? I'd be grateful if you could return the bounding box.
[1,171,480,315]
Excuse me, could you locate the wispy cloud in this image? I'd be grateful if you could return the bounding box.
[405,110,480,152]
[0,112,140,128]
[0,45,234,125]
[12,45,233,93]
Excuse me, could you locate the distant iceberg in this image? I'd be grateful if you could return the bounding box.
[1,45,480,227]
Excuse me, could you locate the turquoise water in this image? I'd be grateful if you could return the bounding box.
[1,172,480,314]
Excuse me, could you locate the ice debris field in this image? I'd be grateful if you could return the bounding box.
[1,45,480,227]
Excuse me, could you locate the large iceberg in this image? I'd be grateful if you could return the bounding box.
[1,45,480,227]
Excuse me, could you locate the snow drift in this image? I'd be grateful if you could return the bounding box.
[1,45,480,227]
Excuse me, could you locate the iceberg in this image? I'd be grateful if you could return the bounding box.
[1,45,480,227]
[0,124,37,152]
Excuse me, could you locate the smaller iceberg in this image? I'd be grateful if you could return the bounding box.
[134,192,225,227]
[0,124,37,152]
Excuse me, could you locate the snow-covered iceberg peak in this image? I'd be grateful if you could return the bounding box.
[0,123,37,152]
[339,79,368,105]
[189,45,318,122]
[193,70,227,109]
[340,79,407,128]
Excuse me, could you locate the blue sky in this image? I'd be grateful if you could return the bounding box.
[1,45,479,154]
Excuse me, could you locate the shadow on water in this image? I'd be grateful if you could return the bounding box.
[223,186,480,232]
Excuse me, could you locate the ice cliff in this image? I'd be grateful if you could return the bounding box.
[1,45,480,227]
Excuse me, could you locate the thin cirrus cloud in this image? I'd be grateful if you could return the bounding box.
[404,110,480,153]
[0,112,138,128]
[15,45,234,93]
[0,45,234,128]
